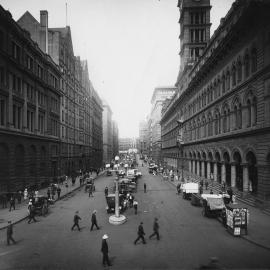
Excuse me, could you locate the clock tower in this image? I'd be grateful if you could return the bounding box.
[178,0,211,70]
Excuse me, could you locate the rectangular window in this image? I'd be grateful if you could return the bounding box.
[27,55,34,71]
[38,113,45,134]
[0,97,6,126]
[37,65,43,79]
[12,74,16,90]
[12,42,21,62]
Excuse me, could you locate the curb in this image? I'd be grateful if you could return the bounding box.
[0,173,104,231]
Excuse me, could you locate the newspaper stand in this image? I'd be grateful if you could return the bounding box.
[225,203,249,236]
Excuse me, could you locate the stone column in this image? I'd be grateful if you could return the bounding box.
[201,161,205,178]
[231,162,236,188]
[193,160,196,174]
[221,162,226,183]
[197,160,200,176]
[35,90,39,134]
[214,162,217,182]
[251,104,256,126]
[242,164,249,193]
[207,162,211,179]
[189,160,192,173]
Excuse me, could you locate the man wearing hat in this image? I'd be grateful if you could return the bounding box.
[134,222,146,245]
[71,211,81,231]
[7,221,16,245]
[149,218,160,240]
[101,234,112,267]
[90,210,100,231]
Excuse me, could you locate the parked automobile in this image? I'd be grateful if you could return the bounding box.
[105,193,126,213]
[33,195,49,216]
[182,182,199,200]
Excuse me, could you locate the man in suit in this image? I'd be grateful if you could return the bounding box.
[71,211,81,231]
[91,210,100,231]
[134,222,146,245]
[7,221,16,245]
[149,218,160,240]
[101,234,112,266]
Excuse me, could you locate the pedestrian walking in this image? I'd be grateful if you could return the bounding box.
[205,180,209,190]
[144,183,147,193]
[177,183,181,195]
[7,221,16,245]
[24,188,28,200]
[104,187,109,197]
[28,205,37,224]
[133,200,138,214]
[149,218,160,240]
[90,210,100,231]
[71,211,81,231]
[101,234,112,267]
[57,186,61,199]
[9,195,15,211]
[88,184,93,197]
[134,222,146,245]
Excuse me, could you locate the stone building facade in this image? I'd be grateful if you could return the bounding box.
[112,120,119,159]
[17,9,104,175]
[150,87,176,165]
[139,120,148,156]
[0,6,61,191]
[161,0,270,200]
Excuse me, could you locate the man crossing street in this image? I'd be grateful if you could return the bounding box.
[149,218,160,240]
[7,221,16,245]
[71,211,81,231]
[134,222,146,245]
[91,210,100,231]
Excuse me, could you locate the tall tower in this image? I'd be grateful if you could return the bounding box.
[178,0,211,70]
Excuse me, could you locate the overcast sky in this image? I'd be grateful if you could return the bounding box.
[0,0,234,138]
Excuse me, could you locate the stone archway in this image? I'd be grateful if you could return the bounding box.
[223,152,231,186]
[215,152,222,183]
[246,151,257,194]
[233,151,243,191]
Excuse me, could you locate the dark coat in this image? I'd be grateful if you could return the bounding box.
[74,214,81,223]
[7,224,13,236]
[153,220,159,232]
[138,224,145,236]
[101,239,108,253]
[91,213,97,223]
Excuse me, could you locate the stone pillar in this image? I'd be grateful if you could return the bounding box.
[242,164,249,192]
[207,162,211,179]
[231,163,236,188]
[221,162,226,183]
[193,160,196,174]
[214,162,217,182]
[201,161,205,178]
[189,160,192,173]
[197,160,200,176]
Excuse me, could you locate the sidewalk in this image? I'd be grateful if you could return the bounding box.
[162,173,270,250]
[0,172,102,230]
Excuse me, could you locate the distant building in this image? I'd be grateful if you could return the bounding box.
[149,87,176,165]
[0,6,61,191]
[119,138,137,152]
[112,121,119,159]
[139,120,148,156]
[102,100,113,164]
[161,0,270,200]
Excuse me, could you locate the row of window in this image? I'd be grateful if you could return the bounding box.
[187,47,258,118]
[189,12,206,25]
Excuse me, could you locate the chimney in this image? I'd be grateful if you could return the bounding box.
[40,10,48,54]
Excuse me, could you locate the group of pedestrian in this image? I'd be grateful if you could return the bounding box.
[134,218,160,245]
[71,209,100,232]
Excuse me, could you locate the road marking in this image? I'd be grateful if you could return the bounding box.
[0,248,21,256]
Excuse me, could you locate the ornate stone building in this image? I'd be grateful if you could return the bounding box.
[161,0,270,200]
[0,6,61,191]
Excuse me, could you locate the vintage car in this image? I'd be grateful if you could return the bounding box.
[181,182,199,200]
[118,178,136,194]
[105,193,126,213]
[33,195,49,216]
[106,170,113,176]
[118,170,126,178]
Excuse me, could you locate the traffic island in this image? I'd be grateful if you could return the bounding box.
[109,214,127,225]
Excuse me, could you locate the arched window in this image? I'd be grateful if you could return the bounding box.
[244,53,250,79]
[234,105,238,130]
[237,104,242,129]
[247,99,252,127]
[226,70,230,91]
[210,85,213,102]
[252,97,257,126]
[222,74,226,93]
[232,64,236,86]
[227,108,231,132]
[208,116,212,136]
[237,59,242,83]
[251,48,257,73]
[223,110,227,133]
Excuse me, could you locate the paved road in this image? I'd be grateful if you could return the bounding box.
[0,166,270,270]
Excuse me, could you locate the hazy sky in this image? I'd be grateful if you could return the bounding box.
[0,0,234,137]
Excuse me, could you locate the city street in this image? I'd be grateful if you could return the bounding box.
[0,165,270,270]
